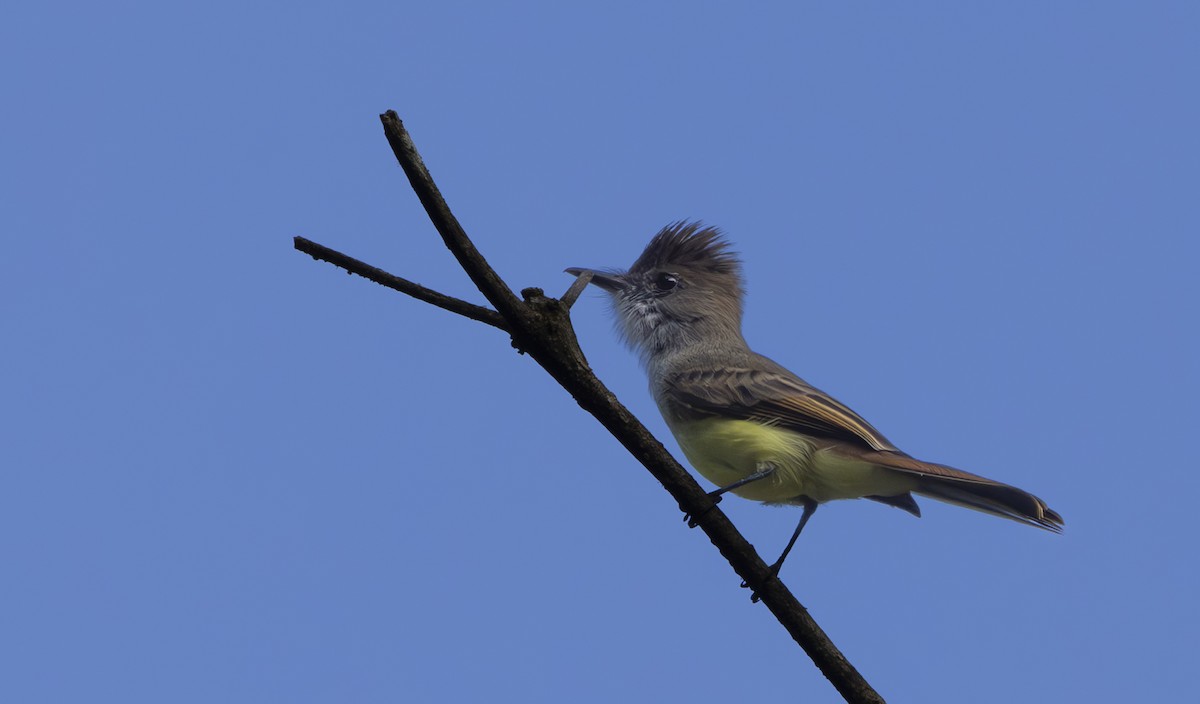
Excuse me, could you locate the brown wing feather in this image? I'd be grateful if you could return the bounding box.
[664,363,899,452]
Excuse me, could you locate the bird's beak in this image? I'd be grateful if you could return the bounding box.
[564,267,627,292]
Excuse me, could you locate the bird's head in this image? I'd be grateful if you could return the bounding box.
[566,221,745,363]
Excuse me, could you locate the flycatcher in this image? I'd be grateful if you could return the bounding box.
[567,222,1062,575]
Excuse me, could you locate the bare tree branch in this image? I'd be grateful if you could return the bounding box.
[378,112,529,328]
[293,110,887,704]
[294,236,507,330]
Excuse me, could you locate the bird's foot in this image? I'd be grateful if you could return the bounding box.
[682,494,723,528]
[741,561,783,603]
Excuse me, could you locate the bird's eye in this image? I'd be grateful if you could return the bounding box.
[655,273,679,291]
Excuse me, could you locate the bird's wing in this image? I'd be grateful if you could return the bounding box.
[662,364,900,452]
[663,361,1064,532]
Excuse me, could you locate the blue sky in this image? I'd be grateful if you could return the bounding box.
[3,2,1196,702]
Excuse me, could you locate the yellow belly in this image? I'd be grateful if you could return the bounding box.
[669,417,915,504]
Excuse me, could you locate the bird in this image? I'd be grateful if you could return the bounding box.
[566,221,1063,578]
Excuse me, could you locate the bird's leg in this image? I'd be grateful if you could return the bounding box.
[744,497,818,603]
[684,462,776,528]
[769,497,818,575]
[710,463,777,500]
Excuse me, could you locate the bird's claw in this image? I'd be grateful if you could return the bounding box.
[739,579,765,603]
[682,494,722,528]
[741,562,782,603]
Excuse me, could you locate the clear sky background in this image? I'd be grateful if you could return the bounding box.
[3,2,1197,702]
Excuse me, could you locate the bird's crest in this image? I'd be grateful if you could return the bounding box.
[630,221,741,276]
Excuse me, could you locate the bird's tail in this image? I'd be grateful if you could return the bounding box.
[862,451,1064,532]
[911,477,1063,532]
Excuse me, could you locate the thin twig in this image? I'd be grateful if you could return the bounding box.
[294,236,507,330]
[378,112,528,327]
[560,271,593,309]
